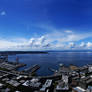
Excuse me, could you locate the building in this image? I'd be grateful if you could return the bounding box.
[79,76,92,89]
[23,78,41,88]
[88,65,92,73]
[40,79,52,92]
[87,86,92,92]
[72,87,86,92]
[56,80,69,92]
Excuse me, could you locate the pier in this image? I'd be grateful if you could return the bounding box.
[15,63,26,69]
[48,68,57,72]
[24,64,40,73]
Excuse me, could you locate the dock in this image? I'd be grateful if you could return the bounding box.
[24,64,40,73]
[48,68,56,72]
[15,63,26,69]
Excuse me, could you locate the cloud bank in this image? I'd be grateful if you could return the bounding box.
[0,29,92,51]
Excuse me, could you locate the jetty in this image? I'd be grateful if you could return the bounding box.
[24,64,40,73]
[48,68,57,72]
[15,63,26,69]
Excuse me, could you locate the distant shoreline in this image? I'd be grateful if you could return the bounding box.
[0,51,48,55]
[47,50,92,52]
[0,50,92,55]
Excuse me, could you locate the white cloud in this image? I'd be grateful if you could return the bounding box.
[0,11,6,16]
[44,31,92,45]
[80,42,86,47]
[38,24,92,43]
[0,27,92,50]
[68,42,75,48]
[64,30,73,33]
[86,42,92,49]
[0,36,91,51]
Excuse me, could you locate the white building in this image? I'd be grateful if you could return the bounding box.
[87,86,92,92]
[62,74,68,83]
[72,87,86,92]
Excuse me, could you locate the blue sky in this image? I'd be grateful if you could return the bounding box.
[0,0,92,50]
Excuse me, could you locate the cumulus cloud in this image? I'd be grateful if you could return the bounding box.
[80,42,86,47]
[68,42,75,49]
[86,42,92,49]
[28,36,49,48]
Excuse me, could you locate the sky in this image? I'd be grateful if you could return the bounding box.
[0,0,92,50]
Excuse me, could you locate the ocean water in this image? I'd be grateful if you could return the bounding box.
[8,52,92,76]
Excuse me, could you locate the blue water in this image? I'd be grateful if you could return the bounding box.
[8,52,92,76]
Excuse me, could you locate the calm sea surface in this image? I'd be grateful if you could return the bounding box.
[8,52,92,76]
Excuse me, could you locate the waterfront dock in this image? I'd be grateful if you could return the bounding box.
[15,63,26,69]
[48,67,57,72]
[24,64,40,73]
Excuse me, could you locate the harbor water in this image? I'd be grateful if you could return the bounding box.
[8,52,92,76]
